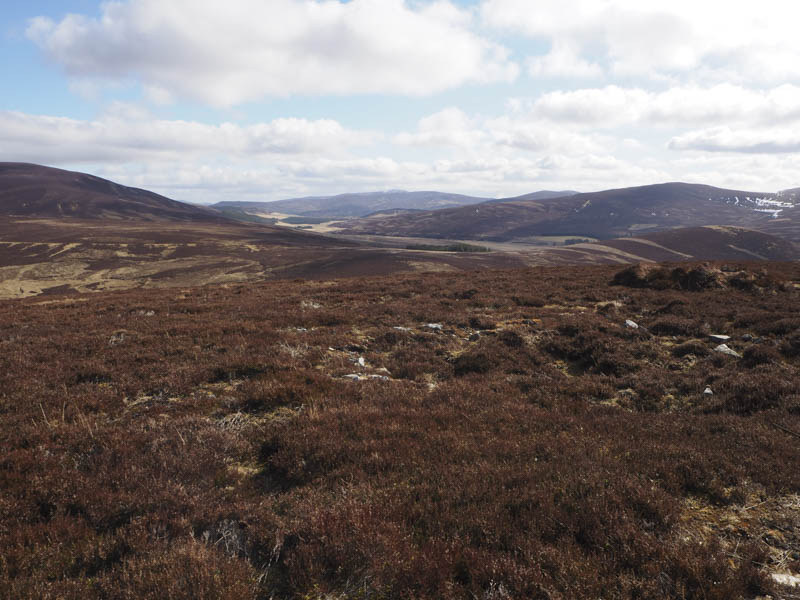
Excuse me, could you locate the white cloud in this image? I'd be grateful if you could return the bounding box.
[0,110,373,163]
[526,42,602,79]
[526,84,800,128]
[481,0,800,84]
[529,86,649,126]
[395,107,607,155]
[393,107,487,148]
[669,127,800,154]
[27,0,518,106]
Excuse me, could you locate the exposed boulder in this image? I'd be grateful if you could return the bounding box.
[714,343,741,358]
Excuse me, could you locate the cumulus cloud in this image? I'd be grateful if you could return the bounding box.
[395,107,607,155]
[0,110,373,163]
[669,127,800,154]
[481,0,800,84]
[393,107,487,148]
[526,42,602,79]
[526,84,800,128]
[27,0,518,106]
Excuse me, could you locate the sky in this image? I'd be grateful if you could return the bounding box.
[2,0,800,204]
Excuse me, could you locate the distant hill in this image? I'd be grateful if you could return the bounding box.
[0,162,225,222]
[483,189,578,203]
[541,226,800,265]
[213,190,493,218]
[337,182,800,242]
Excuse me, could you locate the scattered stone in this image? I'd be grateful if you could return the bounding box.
[714,343,741,358]
[108,332,126,347]
[393,326,412,332]
[625,319,639,329]
[343,373,389,382]
[469,332,481,342]
[772,573,800,587]
[357,357,366,367]
[424,323,443,331]
[742,333,753,342]
[294,327,308,332]
[703,387,714,396]
[300,300,321,309]
[709,334,730,342]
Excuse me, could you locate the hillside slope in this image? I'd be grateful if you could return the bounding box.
[540,226,800,265]
[0,163,224,222]
[337,182,800,242]
[213,190,493,218]
[2,262,799,598]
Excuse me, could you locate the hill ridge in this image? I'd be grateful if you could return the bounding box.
[0,162,225,222]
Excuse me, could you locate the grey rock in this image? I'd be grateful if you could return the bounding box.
[742,333,754,342]
[625,319,639,329]
[703,387,714,396]
[714,343,741,358]
[469,332,481,342]
[343,374,362,381]
[709,334,730,342]
[424,323,443,331]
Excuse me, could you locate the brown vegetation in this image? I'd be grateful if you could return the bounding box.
[1,261,799,598]
[336,183,800,243]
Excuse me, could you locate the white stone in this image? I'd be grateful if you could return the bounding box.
[709,334,730,342]
[772,573,800,587]
[625,320,639,329]
[703,387,713,396]
[714,344,741,358]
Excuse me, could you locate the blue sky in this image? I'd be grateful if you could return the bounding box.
[2,0,800,204]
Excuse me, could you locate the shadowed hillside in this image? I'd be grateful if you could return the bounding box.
[337,182,800,242]
[541,226,800,264]
[0,163,225,222]
[213,190,494,218]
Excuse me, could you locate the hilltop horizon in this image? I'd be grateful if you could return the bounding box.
[3,1,800,203]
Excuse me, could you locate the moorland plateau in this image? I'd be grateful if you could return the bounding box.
[1,162,800,598]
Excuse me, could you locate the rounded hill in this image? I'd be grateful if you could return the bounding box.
[0,163,224,222]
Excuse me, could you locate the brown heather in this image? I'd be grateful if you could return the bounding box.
[1,261,799,599]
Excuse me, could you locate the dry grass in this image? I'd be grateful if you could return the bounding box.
[1,261,799,598]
